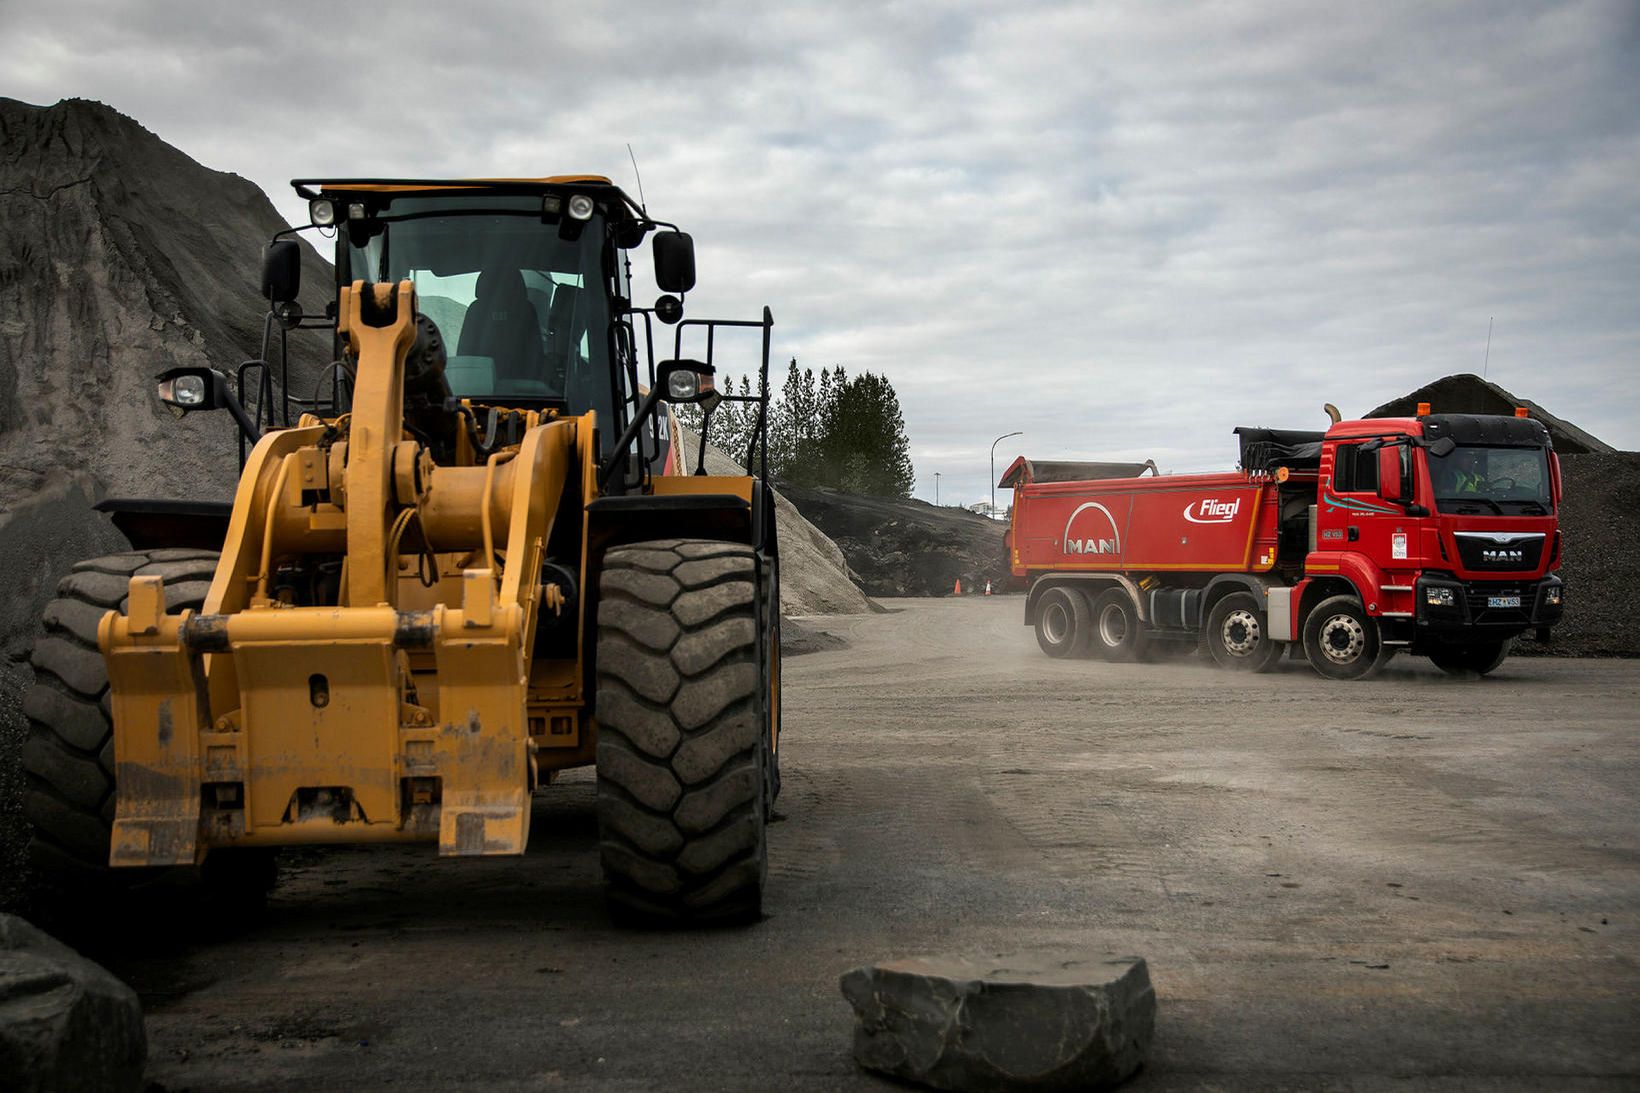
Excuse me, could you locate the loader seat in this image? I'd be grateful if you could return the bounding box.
[457,267,544,389]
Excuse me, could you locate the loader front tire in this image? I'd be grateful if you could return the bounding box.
[21,549,276,921]
[595,539,770,926]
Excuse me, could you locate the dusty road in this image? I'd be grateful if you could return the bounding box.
[106,599,1637,1090]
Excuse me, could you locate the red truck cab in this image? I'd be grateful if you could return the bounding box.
[1005,411,1565,679]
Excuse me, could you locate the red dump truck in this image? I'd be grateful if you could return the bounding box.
[1002,408,1565,679]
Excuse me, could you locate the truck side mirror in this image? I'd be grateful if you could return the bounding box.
[1549,451,1563,505]
[1377,446,1403,502]
[262,240,301,304]
[653,231,696,294]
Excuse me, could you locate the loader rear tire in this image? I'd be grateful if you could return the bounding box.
[595,539,770,925]
[21,549,276,922]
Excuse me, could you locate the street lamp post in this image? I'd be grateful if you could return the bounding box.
[990,431,1023,520]
[934,472,941,506]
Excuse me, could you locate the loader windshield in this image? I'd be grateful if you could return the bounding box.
[344,196,615,425]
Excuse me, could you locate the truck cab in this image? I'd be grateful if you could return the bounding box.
[1302,412,1564,674]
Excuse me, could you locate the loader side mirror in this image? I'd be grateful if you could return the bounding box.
[654,294,683,325]
[1376,445,1403,502]
[653,231,696,294]
[262,240,301,303]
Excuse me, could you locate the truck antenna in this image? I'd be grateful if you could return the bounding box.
[626,143,647,215]
[1482,316,1493,380]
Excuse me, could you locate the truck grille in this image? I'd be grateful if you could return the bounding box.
[1453,532,1545,572]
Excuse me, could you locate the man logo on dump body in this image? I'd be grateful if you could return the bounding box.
[1062,502,1120,556]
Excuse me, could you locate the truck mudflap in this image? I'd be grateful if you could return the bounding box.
[99,572,531,867]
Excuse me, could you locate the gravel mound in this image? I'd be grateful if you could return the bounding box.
[673,426,873,617]
[775,483,1008,597]
[1517,451,1640,658]
[0,98,332,656]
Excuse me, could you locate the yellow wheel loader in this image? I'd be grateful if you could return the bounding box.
[21,177,781,924]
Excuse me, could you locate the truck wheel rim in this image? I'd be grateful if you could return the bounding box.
[1319,614,1365,664]
[1043,601,1069,645]
[1099,604,1127,646]
[1221,609,1261,656]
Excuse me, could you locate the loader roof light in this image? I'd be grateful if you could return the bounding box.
[347,202,367,221]
[309,198,338,227]
[541,195,563,217]
[567,194,595,221]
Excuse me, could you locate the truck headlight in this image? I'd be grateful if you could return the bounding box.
[1425,587,1456,607]
[1544,586,1562,606]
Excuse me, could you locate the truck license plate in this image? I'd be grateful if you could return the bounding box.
[1487,595,1522,608]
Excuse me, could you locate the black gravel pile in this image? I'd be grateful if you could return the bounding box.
[1517,451,1640,658]
[777,483,1009,597]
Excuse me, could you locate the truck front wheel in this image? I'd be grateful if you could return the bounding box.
[1429,639,1511,677]
[1302,594,1386,681]
[1203,592,1281,672]
[1034,587,1090,659]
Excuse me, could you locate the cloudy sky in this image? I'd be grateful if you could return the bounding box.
[6,0,1637,505]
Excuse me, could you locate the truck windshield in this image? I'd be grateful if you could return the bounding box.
[345,196,614,424]
[1428,445,1552,514]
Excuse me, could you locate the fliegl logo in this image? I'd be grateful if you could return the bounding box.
[1183,497,1241,524]
[1062,502,1121,556]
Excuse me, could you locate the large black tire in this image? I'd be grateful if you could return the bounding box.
[1034,587,1090,659]
[1202,591,1282,672]
[21,549,277,918]
[1429,639,1511,678]
[595,539,771,925]
[1302,594,1387,681]
[1088,587,1150,663]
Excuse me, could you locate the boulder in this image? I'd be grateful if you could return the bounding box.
[840,951,1154,1092]
[0,914,146,1092]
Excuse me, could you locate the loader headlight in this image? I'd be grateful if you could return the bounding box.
[309,198,337,227]
[567,194,595,221]
[155,367,223,414]
[1425,587,1456,607]
[658,360,716,405]
[172,375,207,406]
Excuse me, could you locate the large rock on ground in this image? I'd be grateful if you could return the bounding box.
[0,914,146,1092]
[840,952,1155,1092]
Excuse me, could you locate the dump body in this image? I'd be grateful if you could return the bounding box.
[1006,411,1565,678]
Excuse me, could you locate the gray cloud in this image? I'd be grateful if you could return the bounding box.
[4,0,1635,506]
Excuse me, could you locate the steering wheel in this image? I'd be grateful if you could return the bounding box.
[1488,476,1516,491]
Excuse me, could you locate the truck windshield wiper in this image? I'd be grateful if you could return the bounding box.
[1438,496,1504,515]
[1512,500,1549,515]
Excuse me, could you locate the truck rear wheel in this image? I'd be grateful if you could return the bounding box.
[1034,587,1090,658]
[1429,639,1511,677]
[1088,588,1150,663]
[1302,594,1386,681]
[595,539,769,925]
[22,549,277,919]
[1203,592,1281,672]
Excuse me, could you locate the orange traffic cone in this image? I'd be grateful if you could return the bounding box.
[985,579,993,596]
[953,579,962,596]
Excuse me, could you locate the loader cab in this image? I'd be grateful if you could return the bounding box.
[325,186,629,452]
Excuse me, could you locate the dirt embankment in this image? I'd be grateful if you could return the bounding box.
[775,483,1009,597]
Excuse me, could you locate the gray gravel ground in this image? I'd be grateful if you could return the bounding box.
[0,661,31,914]
[37,598,1633,1091]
